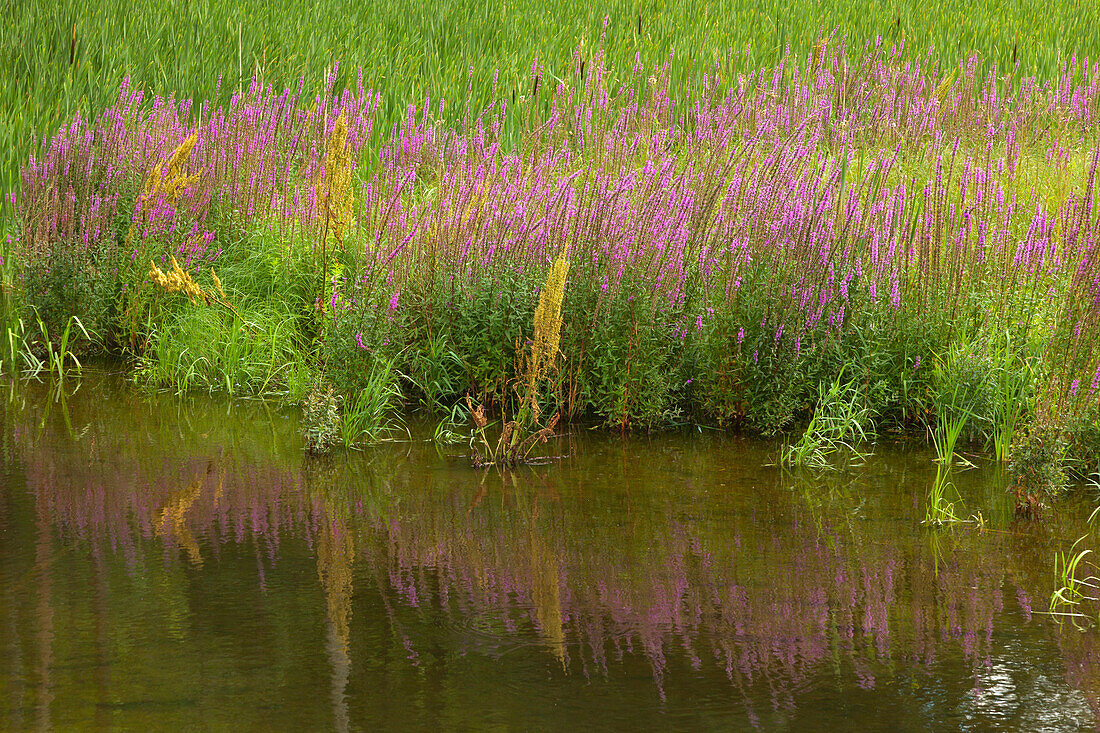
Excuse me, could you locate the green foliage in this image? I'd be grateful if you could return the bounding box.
[930,341,998,465]
[576,289,685,430]
[21,246,120,348]
[739,339,804,436]
[447,271,537,407]
[1,317,47,376]
[405,331,466,410]
[989,333,1035,463]
[1065,405,1100,480]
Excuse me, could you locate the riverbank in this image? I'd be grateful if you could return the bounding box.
[5,42,1100,505]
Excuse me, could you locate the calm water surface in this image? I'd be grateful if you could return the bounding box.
[1,370,1099,731]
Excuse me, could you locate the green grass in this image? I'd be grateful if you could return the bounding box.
[129,218,317,397]
[922,467,970,525]
[3,0,1100,222]
[134,302,311,397]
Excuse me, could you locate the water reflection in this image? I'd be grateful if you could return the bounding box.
[311,465,355,733]
[33,500,54,733]
[0,373,1098,730]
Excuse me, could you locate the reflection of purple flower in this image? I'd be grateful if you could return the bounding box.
[403,635,420,665]
[1016,587,1032,621]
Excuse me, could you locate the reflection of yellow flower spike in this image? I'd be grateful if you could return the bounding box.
[317,514,354,653]
[529,528,565,668]
[526,252,570,419]
[155,478,204,567]
[315,113,356,244]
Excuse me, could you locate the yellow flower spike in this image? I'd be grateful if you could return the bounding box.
[211,269,226,300]
[526,251,570,415]
[141,133,202,206]
[315,112,356,245]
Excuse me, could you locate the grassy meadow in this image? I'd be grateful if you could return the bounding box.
[3,0,1100,505]
[4,0,1100,200]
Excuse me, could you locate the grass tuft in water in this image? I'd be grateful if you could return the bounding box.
[921,467,983,526]
[1050,503,1100,627]
[782,370,874,470]
[340,355,405,446]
